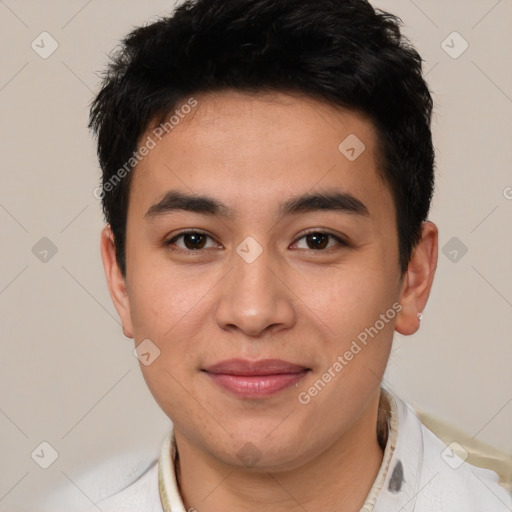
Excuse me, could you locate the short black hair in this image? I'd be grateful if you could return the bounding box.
[89,0,435,276]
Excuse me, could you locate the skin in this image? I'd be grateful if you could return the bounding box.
[101,90,438,512]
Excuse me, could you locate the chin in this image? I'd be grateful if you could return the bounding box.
[208,428,310,472]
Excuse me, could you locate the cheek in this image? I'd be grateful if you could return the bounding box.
[139,363,186,423]
[306,263,398,385]
[128,277,168,338]
[311,263,394,329]
[127,267,215,376]
[126,258,201,339]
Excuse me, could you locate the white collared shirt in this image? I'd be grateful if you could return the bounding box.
[72,388,511,511]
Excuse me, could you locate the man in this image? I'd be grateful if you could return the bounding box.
[84,0,512,510]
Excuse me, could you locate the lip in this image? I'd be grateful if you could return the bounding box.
[202,358,310,398]
[204,358,309,376]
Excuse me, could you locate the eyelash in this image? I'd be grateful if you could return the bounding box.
[164,229,350,254]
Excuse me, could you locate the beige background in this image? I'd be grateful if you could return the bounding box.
[0,0,511,510]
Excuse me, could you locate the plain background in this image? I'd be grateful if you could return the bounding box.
[0,0,511,510]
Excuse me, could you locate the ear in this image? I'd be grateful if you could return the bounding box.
[100,226,134,338]
[395,221,438,336]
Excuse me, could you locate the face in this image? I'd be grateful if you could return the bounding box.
[102,90,435,471]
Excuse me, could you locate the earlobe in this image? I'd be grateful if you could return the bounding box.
[395,221,438,336]
[100,226,134,338]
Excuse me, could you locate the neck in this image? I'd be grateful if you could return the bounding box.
[173,392,386,512]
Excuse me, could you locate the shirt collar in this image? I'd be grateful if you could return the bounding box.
[372,387,424,512]
[158,387,423,512]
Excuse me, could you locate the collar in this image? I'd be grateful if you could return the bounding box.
[158,387,423,512]
[372,387,424,512]
[158,427,186,512]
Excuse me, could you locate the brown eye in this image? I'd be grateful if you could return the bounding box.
[182,233,207,249]
[294,231,348,251]
[166,231,217,251]
[305,232,329,250]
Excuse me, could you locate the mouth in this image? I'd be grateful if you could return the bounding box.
[201,358,311,398]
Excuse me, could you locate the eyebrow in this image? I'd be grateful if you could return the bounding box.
[144,190,370,220]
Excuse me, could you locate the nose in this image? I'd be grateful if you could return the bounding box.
[214,242,297,338]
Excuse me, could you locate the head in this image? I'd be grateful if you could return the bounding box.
[91,0,438,471]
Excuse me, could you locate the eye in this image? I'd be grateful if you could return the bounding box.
[164,229,349,253]
[165,230,220,251]
[293,230,349,251]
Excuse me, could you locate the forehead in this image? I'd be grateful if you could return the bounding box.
[130,90,394,223]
